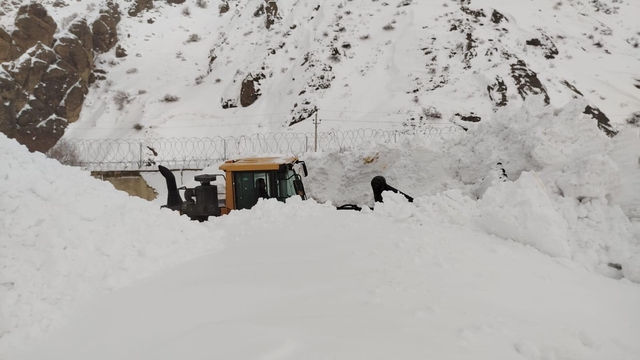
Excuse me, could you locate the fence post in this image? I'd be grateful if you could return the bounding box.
[223,140,227,160]
[138,142,143,169]
[314,112,318,152]
[305,135,308,153]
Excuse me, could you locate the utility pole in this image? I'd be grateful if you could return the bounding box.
[313,107,319,152]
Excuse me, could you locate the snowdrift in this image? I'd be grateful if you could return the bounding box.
[0,134,223,356]
[306,100,640,281]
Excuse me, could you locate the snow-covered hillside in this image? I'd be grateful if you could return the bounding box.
[2,0,639,140]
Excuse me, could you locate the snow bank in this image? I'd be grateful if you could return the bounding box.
[439,99,640,279]
[479,172,571,258]
[0,135,224,356]
[305,100,640,281]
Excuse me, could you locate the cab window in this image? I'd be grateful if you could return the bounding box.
[276,169,297,200]
[233,171,271,210]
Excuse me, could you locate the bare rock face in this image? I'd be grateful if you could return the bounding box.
[491,10,507,24]
[221,98,237,109]
[68,18,95,53]
[510,59,550,105]
[11,3,57,53]
[2,42,87,152]
[15,98,68,153]
[583,105,617,137]
[219,0,230,14]
[525,34,558,60]
[59,18,95,87]
[92,1,121,53]
[0,27,20,62]
[54,35,93,86]
[1,2,122,153]
[115,44,127,58]
[106,0,122,23]
[9,43,58,93]
[52,0,68,8]
[240,72,266,107]
[57,80,86,122]
[128,0,153,17]
[265,0,279,29]
[0,71,26,138]
[487,76,508,108]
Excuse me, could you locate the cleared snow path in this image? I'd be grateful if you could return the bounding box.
[19,198,640,360]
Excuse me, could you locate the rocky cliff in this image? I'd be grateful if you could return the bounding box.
[0,1,121,152]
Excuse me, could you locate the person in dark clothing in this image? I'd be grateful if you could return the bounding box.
[256,178,269,199]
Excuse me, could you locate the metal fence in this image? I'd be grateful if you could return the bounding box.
[68,127,462,171]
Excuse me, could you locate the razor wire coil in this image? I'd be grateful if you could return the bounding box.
[67,127,463,171]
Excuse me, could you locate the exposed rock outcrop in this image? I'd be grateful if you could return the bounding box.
[510,60,550,105]
[115,44,127,58]
[583,105,617,137]
[54,34,93,87]
[92,1,121,53]
[2,43,86,152]
[0,70,25,138]
[487,76,508,108]
[490,10,507,24]
[525,34,558,60]
[0,2,121,153]
[219,0,230,14]
[15,98,68,153]
[11,3,57,53]
[240,72,266,107]
[221,98,238,109]
[265,0,279,29]
[0,27,19,62]
[128,0,153,17]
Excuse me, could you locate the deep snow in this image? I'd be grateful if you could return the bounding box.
[15,196,640,360]
[3,99,640,358]
[0,134,224,357]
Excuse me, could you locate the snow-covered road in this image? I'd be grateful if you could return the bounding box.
[19,198,640,360]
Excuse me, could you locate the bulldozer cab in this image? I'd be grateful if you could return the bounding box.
[219,156,307,212]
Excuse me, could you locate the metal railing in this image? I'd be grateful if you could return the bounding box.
[68,127,463,171]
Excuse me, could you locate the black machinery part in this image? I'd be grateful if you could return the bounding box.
[158,165,221,221]
[158,165,182,209]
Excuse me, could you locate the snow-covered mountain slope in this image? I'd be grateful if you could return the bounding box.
[3,0,639,140]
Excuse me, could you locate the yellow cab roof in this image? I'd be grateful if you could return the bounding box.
[219,156,299,172]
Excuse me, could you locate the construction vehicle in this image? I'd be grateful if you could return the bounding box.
[158,156,412,221]
[159,156,308,221]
